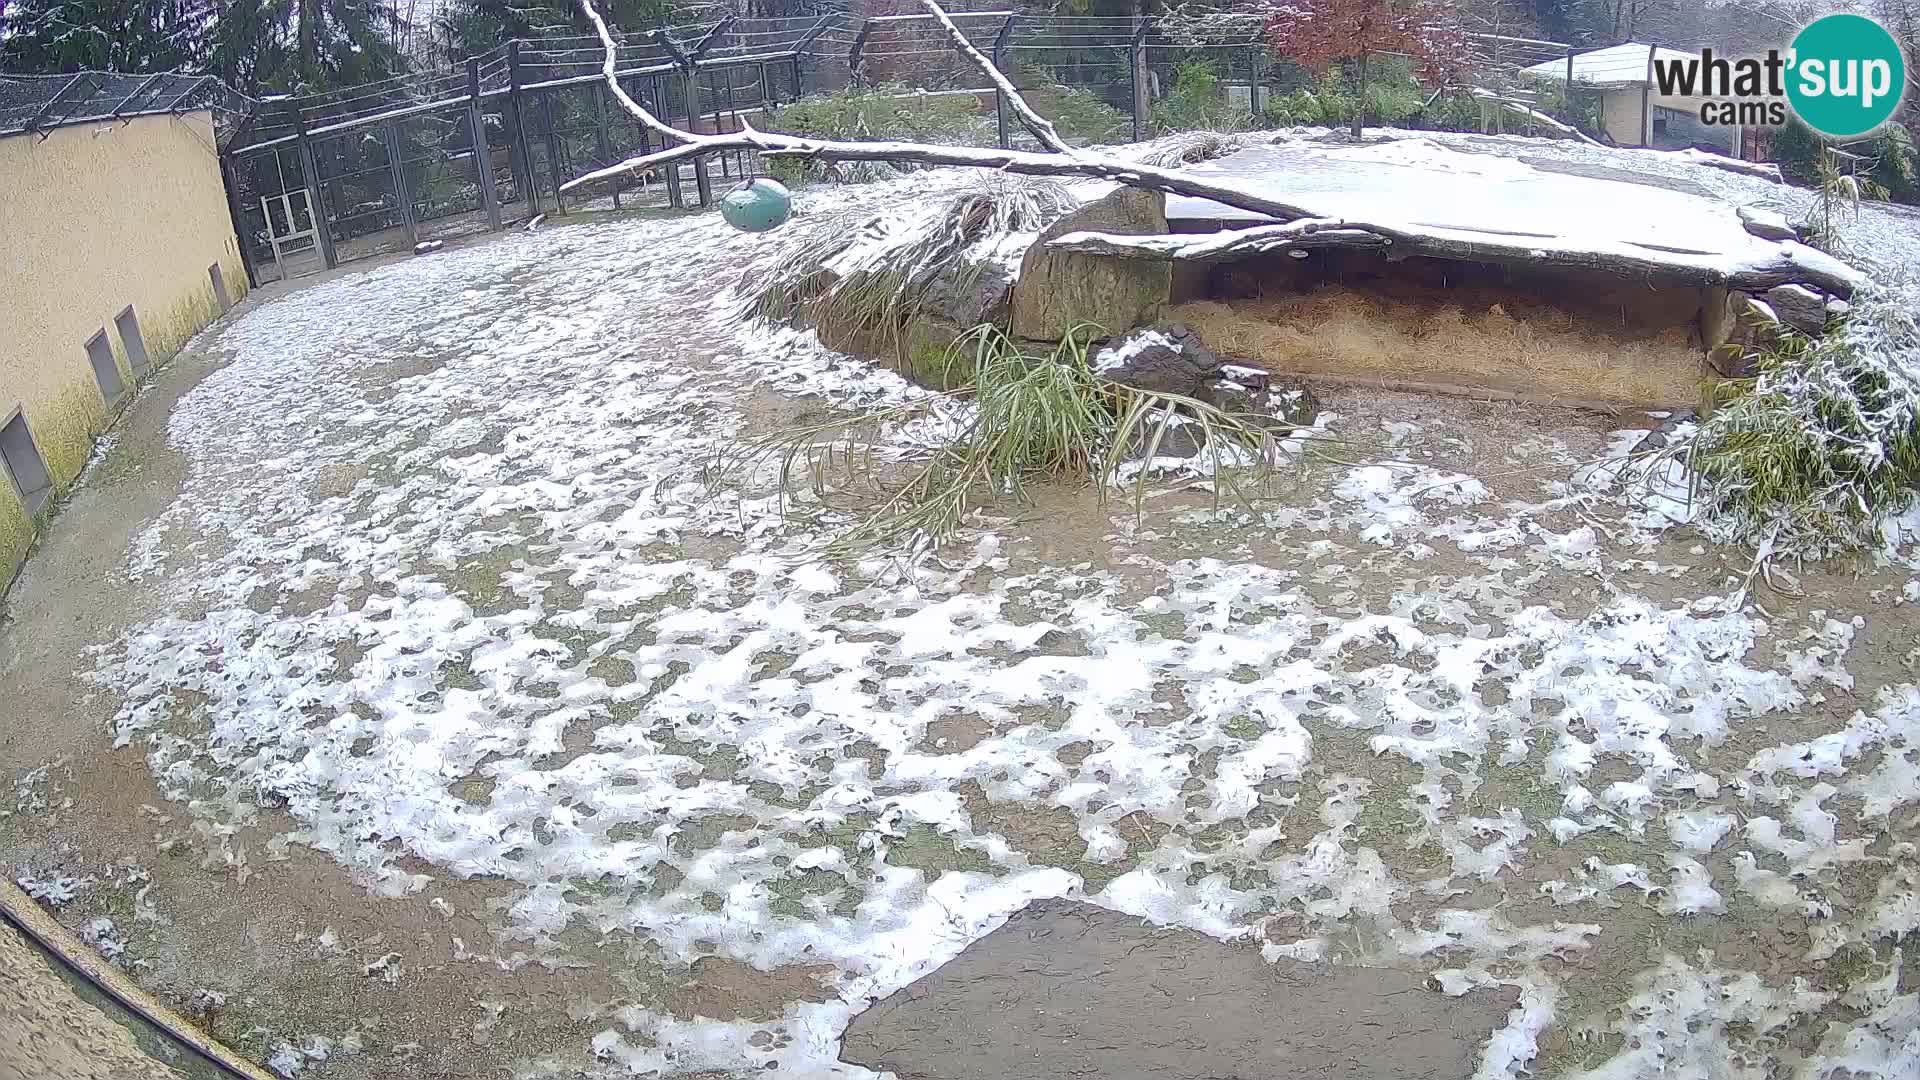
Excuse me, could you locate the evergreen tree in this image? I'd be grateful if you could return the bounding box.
[0,0,204,72]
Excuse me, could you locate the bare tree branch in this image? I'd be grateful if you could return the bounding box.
[920,1,1084,157]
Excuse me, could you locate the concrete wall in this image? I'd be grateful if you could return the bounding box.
[0,110,247,593]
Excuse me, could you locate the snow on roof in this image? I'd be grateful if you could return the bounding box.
[1522,43,1698,87]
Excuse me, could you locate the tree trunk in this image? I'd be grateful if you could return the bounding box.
[1351,51,1365,139]
[299,0,319,81]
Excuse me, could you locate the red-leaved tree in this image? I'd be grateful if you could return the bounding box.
[1265,0,1466,137]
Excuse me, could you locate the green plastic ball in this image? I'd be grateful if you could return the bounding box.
[720,178,793,233]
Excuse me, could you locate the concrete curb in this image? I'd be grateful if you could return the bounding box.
[0,878,279,1080]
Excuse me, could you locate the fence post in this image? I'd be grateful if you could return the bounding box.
[992,13,1018,149]
[382,118,418,247]
[466,59,502,230]
[592,83,620,208]
[507,41,539,215]
[1246,45,1261,116]
[217,148,262,289]
[792,13,835,98]
[1130,18,1150,143]
[847,20,872,87]
[541,88,567,214]
[293,108,337,270]
[1641,43,1654,146]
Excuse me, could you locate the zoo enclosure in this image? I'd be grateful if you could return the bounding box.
[219,9,1592,281]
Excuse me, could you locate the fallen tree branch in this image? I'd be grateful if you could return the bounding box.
[1050,218,1389,259]
[1051,221,1864,296]
[1467,88,1600,146]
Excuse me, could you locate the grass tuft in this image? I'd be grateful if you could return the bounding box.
[1688,285,1920,560]
[718,327,1302,557]
[741,178,1078,358]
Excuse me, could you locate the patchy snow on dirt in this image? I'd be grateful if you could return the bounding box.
[73,163,1920,1079]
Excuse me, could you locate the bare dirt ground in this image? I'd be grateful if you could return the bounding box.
[3,179,1918,1080]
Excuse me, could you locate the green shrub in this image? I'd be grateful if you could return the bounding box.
[1150,59,1257,135]
[763,84,992,184]
[1024,79,1132,146]
[1262,63,1421,130]
[1690,287,1920,560]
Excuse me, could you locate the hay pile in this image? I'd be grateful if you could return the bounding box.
[1171,285,1708,408]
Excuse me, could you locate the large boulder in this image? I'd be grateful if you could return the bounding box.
[1737,205,1798,242]
[1010,187,1171,341]
[1091,324,1221,397]
[1764,284,1837,336]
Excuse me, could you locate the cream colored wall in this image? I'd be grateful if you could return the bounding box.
[1601,89,1648,146]
[0,109,247,592]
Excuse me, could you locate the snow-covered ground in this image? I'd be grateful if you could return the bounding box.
[41,153,1920,1077]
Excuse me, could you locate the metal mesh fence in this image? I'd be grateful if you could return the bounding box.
[0,71,247,140]
[205,9,1590,281]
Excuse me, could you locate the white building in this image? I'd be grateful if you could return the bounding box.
[1523,43,1740,153]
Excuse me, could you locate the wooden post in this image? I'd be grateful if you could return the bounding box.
[1565,46,1575,128]
[1247,45,1262,117]
[686,68,712,205]
[507,40,539,215]
[293,108,337,269]
[1130,18,1150,143]
[383,117,418,246]
[466,58,502,230]
[992,13,1018,149]
[1641,43,1654,146]
[1351,51,1367,139]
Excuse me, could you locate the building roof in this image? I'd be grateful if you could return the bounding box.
[1522,43,1698,88]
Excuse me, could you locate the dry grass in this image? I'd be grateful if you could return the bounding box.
[1171,286,1710,408]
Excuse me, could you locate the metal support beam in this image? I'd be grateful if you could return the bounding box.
[382,118,418,246]
[467,59,502,230]
[26,73,95,138]
[507,40,539,215]
[686,15,736,62]
[790,12,835,98]
[293,110,337,269]
[992,13,1017,149]
[108,73,166,120]
[1130,19,1150,143]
